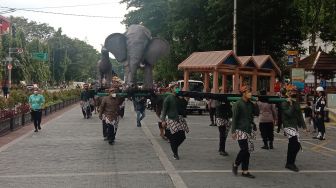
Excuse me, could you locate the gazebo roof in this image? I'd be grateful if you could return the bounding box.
[238,55,281,74]
[178,50,241,70]
[297,51,336,71]
[238,56,257,68]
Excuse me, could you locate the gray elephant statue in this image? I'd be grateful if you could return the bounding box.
[97,47,115,88]
[104,24,169,89]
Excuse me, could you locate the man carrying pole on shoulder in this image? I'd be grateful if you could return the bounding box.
[99,87,124,145]
[281,86,308,172]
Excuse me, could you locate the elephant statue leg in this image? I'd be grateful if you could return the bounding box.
[143,64,153,89]
[128,56,139,87]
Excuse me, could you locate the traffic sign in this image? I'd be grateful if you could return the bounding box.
[17,48,23,53]
[7,63,12,70]
[32,53,48,61]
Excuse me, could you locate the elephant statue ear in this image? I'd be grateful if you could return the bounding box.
[144,38,170,65]
[104,33,127,62]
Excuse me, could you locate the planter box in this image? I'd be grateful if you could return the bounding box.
[22,112,32,125]
[50,105,56,113]
[43,107,50,116]
[0,118,11,136]
[10,115,23,131]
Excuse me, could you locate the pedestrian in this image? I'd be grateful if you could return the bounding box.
[208,99,217,126]
[99,87,124,145]
[303,101,314,132]
[231,85,256,178]
[161,85,188,160]
[28,87,45,132]
[313,86,326,140]
[256,90,277,150]
[2,84,9,98]
[275,88,287,133]
[133,96,146,127]
[215,100,232,156]
[280,87,307,172]
[80,83,93,119]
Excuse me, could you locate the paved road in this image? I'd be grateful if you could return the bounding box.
[0,101,336,188]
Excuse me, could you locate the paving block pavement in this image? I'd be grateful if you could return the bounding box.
[0,101,336,188]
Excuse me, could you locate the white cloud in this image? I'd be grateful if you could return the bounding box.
[1,0,128,51]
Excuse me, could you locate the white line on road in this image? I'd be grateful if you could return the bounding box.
[2,169,336,178]
[141,122,188,188]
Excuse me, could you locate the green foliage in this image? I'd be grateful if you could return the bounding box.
[1,16,100,86]
[121,0,336,82]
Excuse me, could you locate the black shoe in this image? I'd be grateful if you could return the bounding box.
[209,123,214,126]
[232,163,238,175]
[38,126,41,130]
[261,146,269,150]
[34,130,38,132]
[109,141,115,145]
[242,172,255,178]
[173,154,179,160]
[269,145,273,149]
[219,151,229,156]
[103,137,108,141]
[285,164,299,172]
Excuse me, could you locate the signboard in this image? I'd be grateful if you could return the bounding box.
[291,68,305,91]
[287,50,299,66]
[32,53,48,61]
[7,63,12,70]
[288,55,294,65]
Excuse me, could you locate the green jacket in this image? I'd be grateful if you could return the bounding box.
[215,101,232,120]
[281,100,306,130]
[231,99,254,134]
[161,94,187,121]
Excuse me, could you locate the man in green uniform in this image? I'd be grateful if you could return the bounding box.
[231,85,256,178]
[281,87,307,172]
[161,84,188,160]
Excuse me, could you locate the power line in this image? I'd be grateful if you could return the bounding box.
[0,6,124,19]
[19,2,121,10]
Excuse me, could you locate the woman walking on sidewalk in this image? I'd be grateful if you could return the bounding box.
[28,87,45,132]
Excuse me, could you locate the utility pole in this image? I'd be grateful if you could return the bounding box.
[6,48,22,89]
[233,0,237,54]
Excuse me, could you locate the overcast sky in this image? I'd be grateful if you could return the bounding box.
[0,0,128,51]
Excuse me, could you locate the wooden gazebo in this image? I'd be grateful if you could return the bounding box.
[297,50,336,92]
[178,50,281,94]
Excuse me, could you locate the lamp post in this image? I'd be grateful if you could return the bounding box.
[233,0,237,54]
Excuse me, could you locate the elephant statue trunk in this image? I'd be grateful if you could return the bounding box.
[104,24,170,90]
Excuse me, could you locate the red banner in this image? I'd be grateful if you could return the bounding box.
[0,15,10,34]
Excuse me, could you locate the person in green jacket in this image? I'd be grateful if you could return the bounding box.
[281,87,307,172]
[231,85,256,179]
[161,84,188,160]
[28,87,45,132]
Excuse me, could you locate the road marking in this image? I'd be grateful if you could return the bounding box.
[2,169,336,178]
[302,140,336,153]
[140,120,187,188]
[311,140,331,151]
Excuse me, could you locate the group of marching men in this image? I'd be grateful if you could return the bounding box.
[80,82,327,179]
